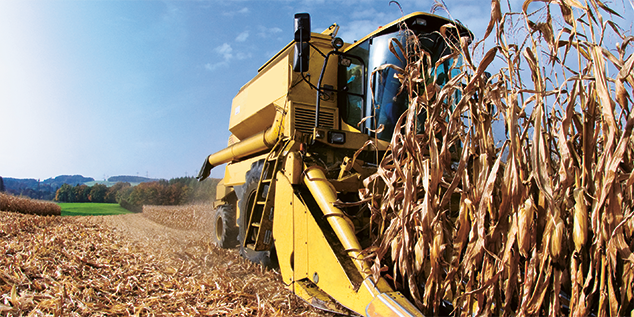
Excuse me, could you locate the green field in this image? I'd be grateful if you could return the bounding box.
[58,203,132,216]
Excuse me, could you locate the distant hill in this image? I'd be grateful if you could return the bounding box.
[3,177,40,190]
[2,177,61,200]
[42,175,95,188]
[107,175,160,183]
[1,174,161,200]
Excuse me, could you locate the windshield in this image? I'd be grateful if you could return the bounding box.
[341,30,462,141]
[369,32,408,141]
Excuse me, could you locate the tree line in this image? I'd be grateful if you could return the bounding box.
[1,176,58,200]
[54,177,220,210]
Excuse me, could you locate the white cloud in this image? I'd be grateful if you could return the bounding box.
[215,43,233,60]
[205,62,227,71]
[301,0,325,4]
[205,43,236,71]
[235,31,249,42]
[350,8,389,21]
[336,7,403,43]
[258,26,283,38]
[223,7,250,17]
[235,52,252,60]
[339,19,381,43]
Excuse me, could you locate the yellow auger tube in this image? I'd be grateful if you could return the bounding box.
[197,110,283,180]
[303,166,424,317]
[303,166,370,275]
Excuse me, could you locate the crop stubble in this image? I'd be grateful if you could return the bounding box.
[0,206,330,316]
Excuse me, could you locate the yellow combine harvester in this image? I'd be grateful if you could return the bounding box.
[197,12,471,316]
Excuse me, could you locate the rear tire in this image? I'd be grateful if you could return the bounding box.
[212,204,238,248]
[238,160,278,269]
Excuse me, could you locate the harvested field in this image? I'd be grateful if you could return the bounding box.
[142,205,214,231]
[0,207,333,316]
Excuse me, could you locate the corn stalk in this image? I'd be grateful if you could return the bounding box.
[362,0,634,315]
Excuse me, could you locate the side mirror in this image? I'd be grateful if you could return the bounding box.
[294,13,311,42]
[293,13,310,72]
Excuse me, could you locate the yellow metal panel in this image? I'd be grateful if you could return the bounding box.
[229,55,290,140]
[303,167,367,272]
[288,36,338,107]
[206,106,285,169]
[272,172,295,285]
[227,134,240,145]
[292,187,309,283]
[291,102,338,135]
[282,166,423,315]
[283,151,302,185]
[275,160,372,314]
[214,180,230,202]
[258,32,331,73]
[304,215,370,313]
[366,292,424,317]
[223,154,267,187]
[272,160,423,316]
[292,279,349,314]
[276,167,375,314]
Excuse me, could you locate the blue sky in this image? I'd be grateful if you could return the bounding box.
[1,0,632,181]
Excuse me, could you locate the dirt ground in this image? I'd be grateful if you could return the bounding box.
[84,212,216,263]
[1,208,337,316]
[81,210,336,316]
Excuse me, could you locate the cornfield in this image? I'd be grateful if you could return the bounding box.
[362,0,634,315]
[0,192,61,216]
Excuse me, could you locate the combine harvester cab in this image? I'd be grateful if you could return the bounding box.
[197,11,472,317]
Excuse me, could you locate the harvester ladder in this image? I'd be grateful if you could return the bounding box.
[244,138,293,251]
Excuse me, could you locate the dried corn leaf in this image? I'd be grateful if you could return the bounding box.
[361,0,634,315]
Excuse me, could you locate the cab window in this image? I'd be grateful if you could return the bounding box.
[339,41,369,130]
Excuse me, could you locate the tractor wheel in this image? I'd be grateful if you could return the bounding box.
[237,160,278,269]
[212,204,238,248]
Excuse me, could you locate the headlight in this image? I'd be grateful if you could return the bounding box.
[328,131,346,144]
[331,37,344,50]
